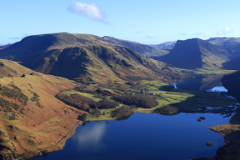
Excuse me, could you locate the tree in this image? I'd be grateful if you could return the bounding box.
[92,109,101,119]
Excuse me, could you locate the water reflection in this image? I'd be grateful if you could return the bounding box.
[174,75,224,91]
[73,122,106,150]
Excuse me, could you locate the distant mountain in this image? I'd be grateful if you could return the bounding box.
[0,44,11,50]
[0,33,187,84]
[207,37,240,70]
[207,37,240,59]
[152,41,176,51]
[103,36,169,57]
[152,38,230,70]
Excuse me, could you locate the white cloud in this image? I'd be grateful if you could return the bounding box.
[217,27,234,35]
[225,27,232,31]
[68,2,105,20]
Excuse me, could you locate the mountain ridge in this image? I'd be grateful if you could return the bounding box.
[0,33,188,84]
[152,38,230,70]
[103,36,169,57]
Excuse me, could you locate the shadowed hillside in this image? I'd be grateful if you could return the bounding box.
[207,37,240,59]
[152,38,230,70]
[207,37,240,70]
[222,71,240,102]
[0,44,11,50]
[103,36,169,56]
[0,33,189,84]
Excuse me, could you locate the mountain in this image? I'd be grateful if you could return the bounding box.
[0,33,188,84]
[207,37,240,59]
[222,71,240,102]
[152,41,176,51]
[0,44,11,50]
[103,36,169,56]
[207,37,240,70]
[0,59,85,159]
[152,38,230,70]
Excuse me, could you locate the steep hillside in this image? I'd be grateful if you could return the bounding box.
[0,44,11,50]
[103,36,169,56]
[207,37,240,59]
[222,71,240,102]
[152,38,230,70]
[0,33,113,62]
[152,41,176,51]
[0,59,85,159]
[0,33,188,84]
[207,37,240,70]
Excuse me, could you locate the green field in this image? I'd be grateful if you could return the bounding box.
[64,80,236,121]
[63,90,102,102]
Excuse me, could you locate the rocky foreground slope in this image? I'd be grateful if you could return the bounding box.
[0,59,85,160]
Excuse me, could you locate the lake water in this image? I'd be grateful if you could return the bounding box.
[34,75,234,160]
[35,113,231,160]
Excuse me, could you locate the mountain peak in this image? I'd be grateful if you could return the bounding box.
[153,38,230,70]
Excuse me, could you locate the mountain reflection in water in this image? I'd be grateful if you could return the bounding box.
[174,75,226,91]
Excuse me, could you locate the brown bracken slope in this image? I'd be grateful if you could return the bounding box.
[0,59,86,160]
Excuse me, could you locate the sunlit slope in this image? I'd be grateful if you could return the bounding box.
[0,59,85,159]
[0,33,188,83]
[23,45,186,83]
[0,32,113,62]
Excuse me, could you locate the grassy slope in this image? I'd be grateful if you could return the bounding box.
[0,33,189,85]
[22,43,187,84]
[0,59,86,159]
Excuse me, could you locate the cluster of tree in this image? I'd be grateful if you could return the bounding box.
[91,108,101,118]
[74,86,94,93]
[56,93,118,112]
[56,93,92,112]
[95,88,112,96]
[90,97,119,109]
[113,95,158,108]
[110,105,132,119]
[74,87,113,96]
[154,105,180,115]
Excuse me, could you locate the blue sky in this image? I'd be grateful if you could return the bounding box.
[0,0,240,44]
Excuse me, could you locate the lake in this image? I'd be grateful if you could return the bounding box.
[34,75,235,160]
[34,112,234,160]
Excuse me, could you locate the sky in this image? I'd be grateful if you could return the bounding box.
[0,0,240,45]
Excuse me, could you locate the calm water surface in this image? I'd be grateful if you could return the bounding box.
[35,75,234,160]
[35,113,231,160]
